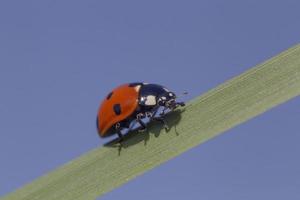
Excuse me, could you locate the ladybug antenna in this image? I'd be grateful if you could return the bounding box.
[177,91,188,98]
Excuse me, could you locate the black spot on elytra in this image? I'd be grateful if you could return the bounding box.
[129,82,143,87]
[106,92,113,100]
[113,104,121,115]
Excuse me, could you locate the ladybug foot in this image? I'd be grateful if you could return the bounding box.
[173,101,185,109]
[167,101,185,110]
[163,124,169,131]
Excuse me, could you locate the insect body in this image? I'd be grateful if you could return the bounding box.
[97,82,185,140]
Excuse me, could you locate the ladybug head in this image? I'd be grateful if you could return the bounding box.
[158,90,177,109]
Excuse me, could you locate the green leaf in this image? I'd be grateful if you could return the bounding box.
[2,44,300,200]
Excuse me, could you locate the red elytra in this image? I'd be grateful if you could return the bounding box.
[97,83,141,137]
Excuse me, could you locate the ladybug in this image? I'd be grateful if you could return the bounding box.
[97,82,185,141]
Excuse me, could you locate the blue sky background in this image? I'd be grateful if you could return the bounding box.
[0,0,300,199]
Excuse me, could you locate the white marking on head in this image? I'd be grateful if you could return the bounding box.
[145,95,156,106]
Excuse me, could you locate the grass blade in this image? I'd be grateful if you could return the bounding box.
[2,44,300,200]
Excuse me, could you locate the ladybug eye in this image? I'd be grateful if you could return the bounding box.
[168,92,176,98]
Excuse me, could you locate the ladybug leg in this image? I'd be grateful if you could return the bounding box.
[136,113,147,132]
[115,123,124,142]
[166,100,185,110]
[117,131,123,142]
[160,107,168,116]
[176,101,185,107]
